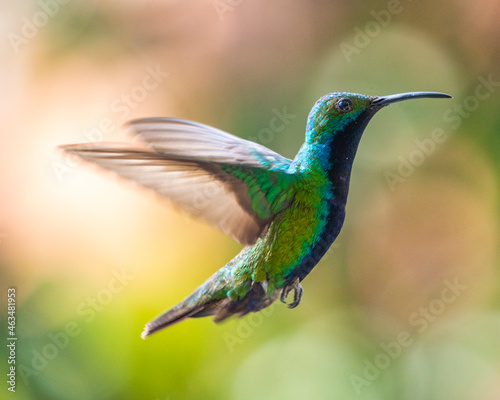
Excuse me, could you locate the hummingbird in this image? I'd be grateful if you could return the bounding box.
[61,91,451,338]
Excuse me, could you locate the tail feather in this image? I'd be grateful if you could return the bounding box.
[141,278,280,338]
[141,272,228,338]
[141,298,224,338]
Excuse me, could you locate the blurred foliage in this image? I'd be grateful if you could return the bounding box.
[1,0,499,399]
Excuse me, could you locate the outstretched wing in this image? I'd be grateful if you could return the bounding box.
[60,118,296,245]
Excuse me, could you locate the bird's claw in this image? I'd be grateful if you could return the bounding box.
[280,277,303,309]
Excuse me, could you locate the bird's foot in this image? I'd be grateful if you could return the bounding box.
[280,277,303,309]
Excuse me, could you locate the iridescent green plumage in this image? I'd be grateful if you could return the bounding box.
[60,91,451,338]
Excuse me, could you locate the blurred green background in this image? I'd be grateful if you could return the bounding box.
[1,1,499,399]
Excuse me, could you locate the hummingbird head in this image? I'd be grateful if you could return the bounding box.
[299,90,451,176]
[305,91,451,145]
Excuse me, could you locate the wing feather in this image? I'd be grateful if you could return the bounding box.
[126,118,292,169]
[61,118,295,245]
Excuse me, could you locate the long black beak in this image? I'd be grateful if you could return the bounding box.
[373,91,452,106]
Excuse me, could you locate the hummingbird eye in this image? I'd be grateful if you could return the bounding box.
[335,98,352,112]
